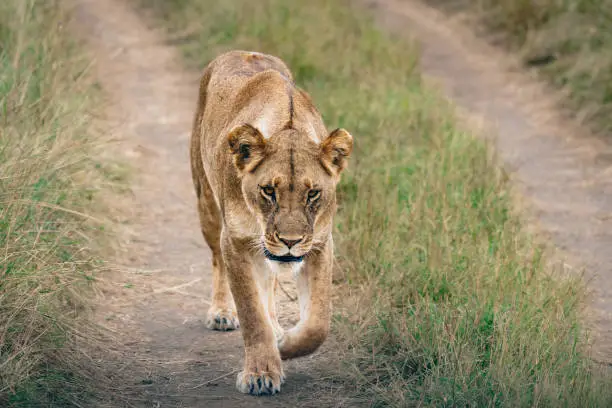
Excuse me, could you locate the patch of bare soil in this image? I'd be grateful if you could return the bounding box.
[364,0,612,363]
[71,0,363,406]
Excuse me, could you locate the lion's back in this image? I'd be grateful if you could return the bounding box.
[207,51,293,99]
[201,50,293,134]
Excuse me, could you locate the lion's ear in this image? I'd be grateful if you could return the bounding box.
[320,128,353,177]
[227,124,267,173]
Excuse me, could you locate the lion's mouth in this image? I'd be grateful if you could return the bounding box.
[263,247,304,263]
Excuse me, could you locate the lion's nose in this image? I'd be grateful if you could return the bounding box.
[276,233,303,249]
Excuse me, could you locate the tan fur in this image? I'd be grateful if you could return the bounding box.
[190,50,353,396]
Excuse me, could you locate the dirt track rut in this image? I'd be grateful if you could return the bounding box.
[73,0,361,406]
[367,0,612,362]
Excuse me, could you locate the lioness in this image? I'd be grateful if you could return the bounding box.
[190,50,353,396]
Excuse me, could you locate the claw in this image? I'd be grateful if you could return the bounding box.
[236,370,283,396]
[206,307,239,331]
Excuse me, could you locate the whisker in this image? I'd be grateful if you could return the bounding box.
[245,239,266,257]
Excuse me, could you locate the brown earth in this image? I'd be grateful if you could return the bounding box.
[364,0,612,363]
[72,0,364,406]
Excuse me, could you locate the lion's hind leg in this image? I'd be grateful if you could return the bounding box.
[195,172,239,331]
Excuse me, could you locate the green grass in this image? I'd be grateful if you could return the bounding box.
[135,0,612,405]
[426,0,612,135]
[0,0,110,405]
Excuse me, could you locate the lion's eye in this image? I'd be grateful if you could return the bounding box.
[261,185,275,198]
[307,189,321,201]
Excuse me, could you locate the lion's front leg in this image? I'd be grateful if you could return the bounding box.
[278,242,332,360]
[221,234,284,395]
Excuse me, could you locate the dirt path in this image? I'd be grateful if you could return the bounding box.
[366,0,612,362]
[72,0,361,406]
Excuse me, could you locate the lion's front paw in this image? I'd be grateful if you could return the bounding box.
[236,348,284,395]
[206,306,239,331]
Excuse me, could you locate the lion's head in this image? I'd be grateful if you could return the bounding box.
[227,123,352,263]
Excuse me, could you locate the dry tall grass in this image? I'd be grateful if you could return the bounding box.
[1,0,109,405]
[136,0,612,405]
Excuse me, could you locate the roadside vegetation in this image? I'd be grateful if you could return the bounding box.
[0,0,110,405]
[427,0,612,135]
[136,0,612,405]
